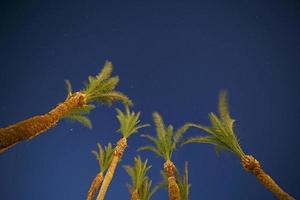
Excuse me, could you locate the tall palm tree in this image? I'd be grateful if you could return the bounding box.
[160,162,191,200]
[138,112,191,200]
[86,143,114,200]
[183,91,295,200]
[0,61,132,153]
[96,106,149,200]
[123,156,158,200]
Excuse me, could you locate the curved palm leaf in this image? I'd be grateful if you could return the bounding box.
[64,61,132,128]
[123,156,151,193]
[63,104,96,128]
[139,178,160,200]
[82,61,132,106]
[116,106,150,138]
[175,162,191,200]
[92,143,114,173]
[138,112,191,161]
[182,91,245,157]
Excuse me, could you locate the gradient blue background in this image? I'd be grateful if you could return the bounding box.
[0,0,299,199]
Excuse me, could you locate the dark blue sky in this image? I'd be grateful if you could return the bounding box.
[0,0,299,199]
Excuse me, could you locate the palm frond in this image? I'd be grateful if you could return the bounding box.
[182,91,245,157]
[63,104,96,128]
[174,123,192,143]
[65,79,72,99]
[137,145,163,158]
[116,106,149,138]
[139,112,190,161]
[175,162,191,200]
[82,61,133,106]
[139,178,160,200]
[123,156,151,193]
[92,143,114,173]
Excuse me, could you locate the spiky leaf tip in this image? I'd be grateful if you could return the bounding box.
[82,61,133,107]
[182,91,245,157]
[116,106,149,138]
[139,112,190,161]
[63,104,96,128]
[92,143,114,173]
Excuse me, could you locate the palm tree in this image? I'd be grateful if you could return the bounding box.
[96,106,149,200]
[160,162,191,200]
[176,162,190,200]
[123,156,158,200]
[0,61,132,153]
[86,143,114,200]
[183,91,295,200]
[138,112,191,200]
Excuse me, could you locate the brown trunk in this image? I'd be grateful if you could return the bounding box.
[131,189,139,200]
[0,92,85,153]
[86,172,103,200]
[164,160,181,200]
[241,155,295,200]
[96,137,127,200]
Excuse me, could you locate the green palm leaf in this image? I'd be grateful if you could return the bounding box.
[139,178,159,200]
[92,143,114,173]
[175,162,191,200]
[124,156,158,200]
[63,104,96,128]
[123,156,151,192]
[63,61,132,128]
[182,91,245,157]
[116,106,150,138]
[82,61,132,106]
[139,112,191,161]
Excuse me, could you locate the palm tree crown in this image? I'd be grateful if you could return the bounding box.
[182,91,245,157]
[124,156,151,192]
[63,61,132,128]
[176,163,191,200]
[92,143,114,173]
[138,112,191,161]
[82,61,132,106]
[123,156,158,200]
[116,106,150,139]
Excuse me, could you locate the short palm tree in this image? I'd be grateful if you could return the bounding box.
[160,162,191,200]
[123,156,158,200]
[138,112,191,200]
[96,106,149,200]
[183,91,295,200]
[176,162,190,200]
[0,61,132,153]
[139,176,158,200]
[86,143,114,200]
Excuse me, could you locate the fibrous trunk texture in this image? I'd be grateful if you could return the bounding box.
[87,172,103,200]
[96,137,127,200]
[241,155,295,200]
[131,189,139,200]
[0,92,85,153]
[164,160,181,200]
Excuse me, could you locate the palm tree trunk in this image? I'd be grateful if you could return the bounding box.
[0,92,85,153]
[164,160,181,200]
[131,189,139,200]
[87,172,103,200]
[241,155,295,200]
[96,137,127,200]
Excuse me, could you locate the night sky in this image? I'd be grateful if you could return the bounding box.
[0,0,299,199]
